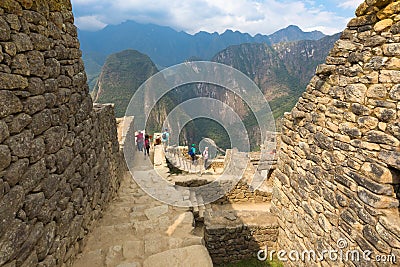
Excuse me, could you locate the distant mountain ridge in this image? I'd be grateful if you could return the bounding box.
[78,20,327,69]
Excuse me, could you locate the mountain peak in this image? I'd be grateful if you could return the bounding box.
[268,25,325,44]
[285,25,301,30]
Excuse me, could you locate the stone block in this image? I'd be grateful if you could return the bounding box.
[363,225,391,254]
[30,33,51,51]
[379,212,400,239]
[7,113,31,134]
[380,70,400,83]
[374,18,393,32]
[346,169,394,195]
[29,109,52,135]
[0,220,29,266]
[373,107,396,122]
[5,129,33,158]
[376,222,400,249]
[389,84,400,100]
[0,17,11,41]
[0,145,11,171]
[43,126,67,154]
[379,149,400,169]
[144,205,169,220]
[358,186,399,209]
[3,158,29,186]
[0,120,9,144]
[11,54,29,75]
[340,122,362,138]
[11,33,33,52]
[23,95,46,115]
[383,43,400,56]
[143,245,212,267]
[0,90,23,118]
[20,158,47,193]
[361,162,398,184]
[27,50,46,78]
[365,130,400,146]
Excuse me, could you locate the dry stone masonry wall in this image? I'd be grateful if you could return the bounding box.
[272,0,400,266]
[204,209,278,265]
[0,1,123,266]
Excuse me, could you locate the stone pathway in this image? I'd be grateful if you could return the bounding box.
[73,150,213,267]
[74,140,276,267]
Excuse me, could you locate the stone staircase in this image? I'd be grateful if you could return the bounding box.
[73,171,213,267]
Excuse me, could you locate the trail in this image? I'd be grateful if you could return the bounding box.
[73,148,213,267]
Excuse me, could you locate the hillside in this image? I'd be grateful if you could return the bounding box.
[208,33,340,119]
[273,33,342,87]
[91,49,158,117]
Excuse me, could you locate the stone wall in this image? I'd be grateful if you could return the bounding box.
[215,161,273,204]
[204,209,278,264]
[0,1,123,266]
[272,1,400,266]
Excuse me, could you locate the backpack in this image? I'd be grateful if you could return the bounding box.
[162,132,167,139]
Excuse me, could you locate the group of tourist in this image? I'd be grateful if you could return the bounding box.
[135,131,151,157]
[136,128,210,170]
[189,143,209,169]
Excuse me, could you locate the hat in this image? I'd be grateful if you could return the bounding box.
[192,144,195,147]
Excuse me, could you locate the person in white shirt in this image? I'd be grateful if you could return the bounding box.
[202,147,209,170]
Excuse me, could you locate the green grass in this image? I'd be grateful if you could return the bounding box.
[215,257,284,267]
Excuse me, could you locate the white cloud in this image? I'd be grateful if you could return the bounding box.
[74,15,107,31]
[71,0,357,35]
[338,0,363,10]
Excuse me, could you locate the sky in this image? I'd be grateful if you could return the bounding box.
[71,0,364,36]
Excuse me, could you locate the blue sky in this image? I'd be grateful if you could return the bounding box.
[71,0,364,35]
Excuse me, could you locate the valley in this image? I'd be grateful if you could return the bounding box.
[86,21,339,150]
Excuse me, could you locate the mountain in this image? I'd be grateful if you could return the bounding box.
[273,33,342,86]
[78,20,326,85]
[206,33,340,120]
[212,43,296,102]
[171,34,340,148]
[78,20,272,68]
[91,49,158,117]
[89,31,339,150]
[90,49,193,141]
[268,25,326,44]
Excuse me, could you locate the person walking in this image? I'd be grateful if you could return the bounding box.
[144,134,150,157]
[202,147,209,170]
[189,144,196,164]
[161,128,169,152]
[136,131,144,152]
